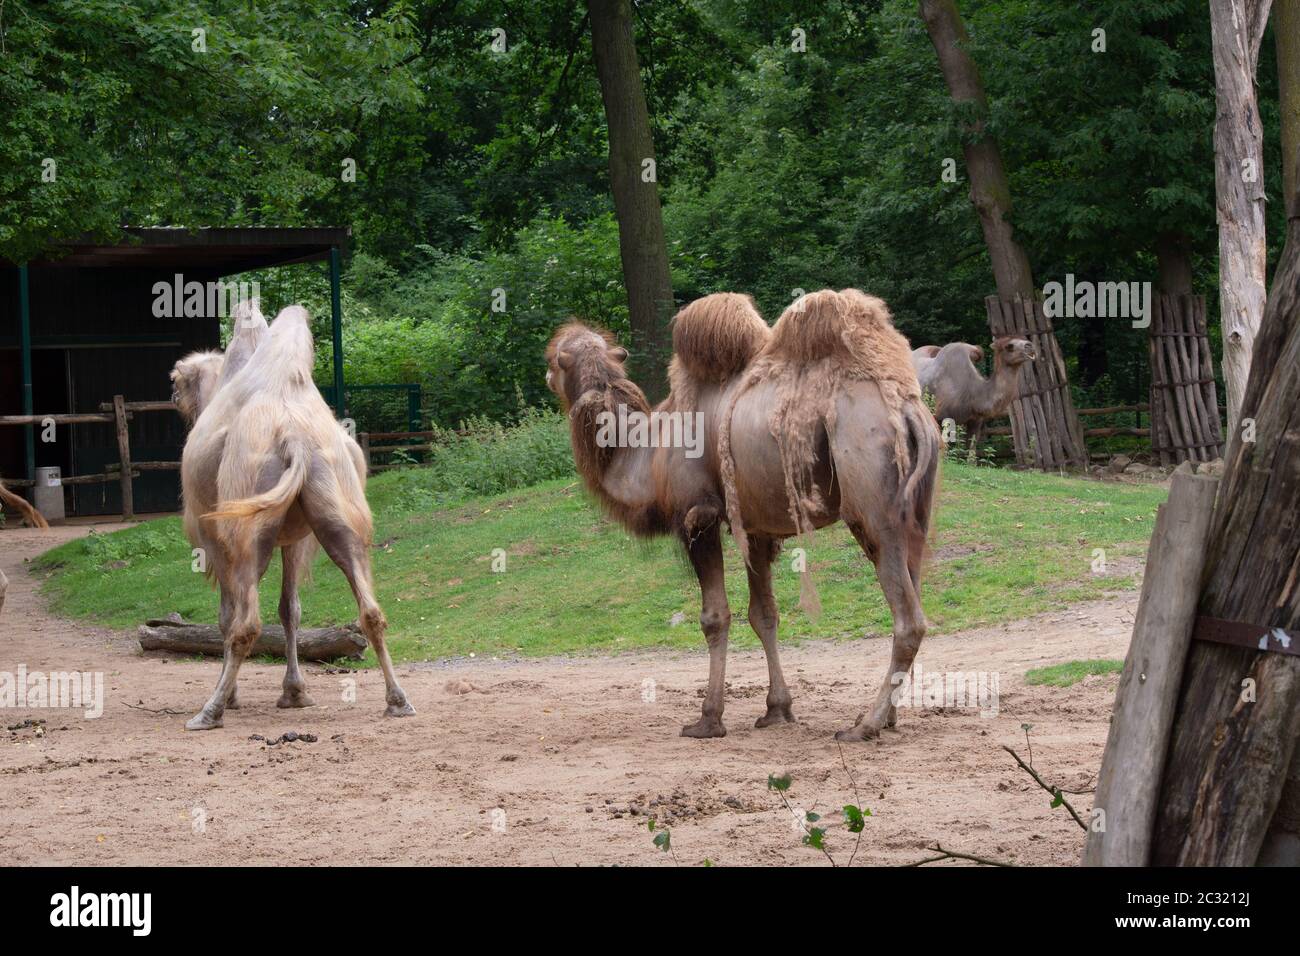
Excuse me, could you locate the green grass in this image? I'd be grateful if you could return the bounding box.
[1024,659,1125,687]
[31,461,1166,665]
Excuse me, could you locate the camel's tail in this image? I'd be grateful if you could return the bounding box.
[202,440,309,547]
[900,398,941,539]
[0,479,48,529]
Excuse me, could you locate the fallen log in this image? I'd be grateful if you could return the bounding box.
[138,616,368,661]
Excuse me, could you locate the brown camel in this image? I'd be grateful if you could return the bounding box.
[0,477,49,614]
[547,289,940,741]
[172,302,412,730]
[912,337,1035,454]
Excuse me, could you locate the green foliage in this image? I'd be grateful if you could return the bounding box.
[327,214,628,424]
[366,407,573,512]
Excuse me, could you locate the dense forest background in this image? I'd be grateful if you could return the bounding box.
[1,0,1290,431]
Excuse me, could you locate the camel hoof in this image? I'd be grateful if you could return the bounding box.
[680,718,726,739]
[834,723,881,743]
[276,691,315,709]
[385,700,416,717]
[185,711,223,731]
[225,697,241,710]
[754,707,796,728]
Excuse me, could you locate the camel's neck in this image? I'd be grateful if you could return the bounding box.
[988,353,1023,413]
[565,366,667,536]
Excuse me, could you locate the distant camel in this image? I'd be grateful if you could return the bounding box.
[912,337,1035,456]
[0,477,49,614]
[547,289,939,741]
[172,302,412,730]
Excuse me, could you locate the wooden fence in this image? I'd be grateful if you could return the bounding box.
[0,397,179,520]
[986,296,1090,469]
[1148,294,1225,465]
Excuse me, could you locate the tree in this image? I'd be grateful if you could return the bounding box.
[1210,0,1273,434]
[917,0,1035,300]
[1151,151,1300,867]
[1280,0,1300,222]
[587,0,675,400]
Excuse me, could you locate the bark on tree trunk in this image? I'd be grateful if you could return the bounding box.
[588,0,675,402]
[1210,0,1272,436]
[1279,0,1300,221]
[918,0,1035,300]
[1151,202,1300,867]
[1156,232,1194,295]
[1256,2,1300,865]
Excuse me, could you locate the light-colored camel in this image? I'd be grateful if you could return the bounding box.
[172,302,412,730]
[912,337,1035,454]
[0,477,49,614]
[547,289,940,741]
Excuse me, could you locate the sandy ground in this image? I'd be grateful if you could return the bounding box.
[0,522,1136,866]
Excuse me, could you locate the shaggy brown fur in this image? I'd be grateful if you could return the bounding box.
[667,293,771,410]
[0,477,49,615]
[720,289,931,564]
[175,304,411,730]
[547,289,940,743]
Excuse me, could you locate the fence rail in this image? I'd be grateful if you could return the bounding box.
[0,396,179,519]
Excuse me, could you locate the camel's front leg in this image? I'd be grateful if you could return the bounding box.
[836,541,926,742]
[746,536,795,728]
[681,521,730,738]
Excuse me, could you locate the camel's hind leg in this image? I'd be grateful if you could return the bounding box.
[276,540,315,709]
[681,521,730,739]
[309,516,413,718]
[187,536,277,730]
[746,535,795,728]
[837,532,925,742]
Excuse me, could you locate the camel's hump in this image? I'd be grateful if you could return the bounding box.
[670,292,771,385]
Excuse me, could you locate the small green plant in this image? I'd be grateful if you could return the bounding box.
[768,748,872,867]
[647,819,678,865]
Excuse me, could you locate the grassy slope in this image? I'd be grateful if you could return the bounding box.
[32,462,1166,664]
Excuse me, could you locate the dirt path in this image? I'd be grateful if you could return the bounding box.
[0,523,1135,866]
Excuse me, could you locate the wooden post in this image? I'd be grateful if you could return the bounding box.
[358,432,372,476]
[1151,203,1300,866]
[1083,472,1220,866]
[113,394,134,520]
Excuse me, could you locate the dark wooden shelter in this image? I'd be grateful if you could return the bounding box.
[1,227,348,516]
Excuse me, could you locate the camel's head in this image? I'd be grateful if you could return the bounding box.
[992,337,1036,366]
[170,350,225,427]
[545,321,628,410]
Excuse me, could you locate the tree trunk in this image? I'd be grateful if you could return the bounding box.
[1256,2,1300,865]
[1150,197,1300,867]
[1210,0,1272,436]
[588,0,675,402]
[918,0,1035,299]
[1280,0,1300,221]
[1156,232,1194,295]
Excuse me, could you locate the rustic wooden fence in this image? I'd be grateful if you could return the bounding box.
[985,296,1089,469]
[1148,294,1225,465]
[0,397,178,521]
